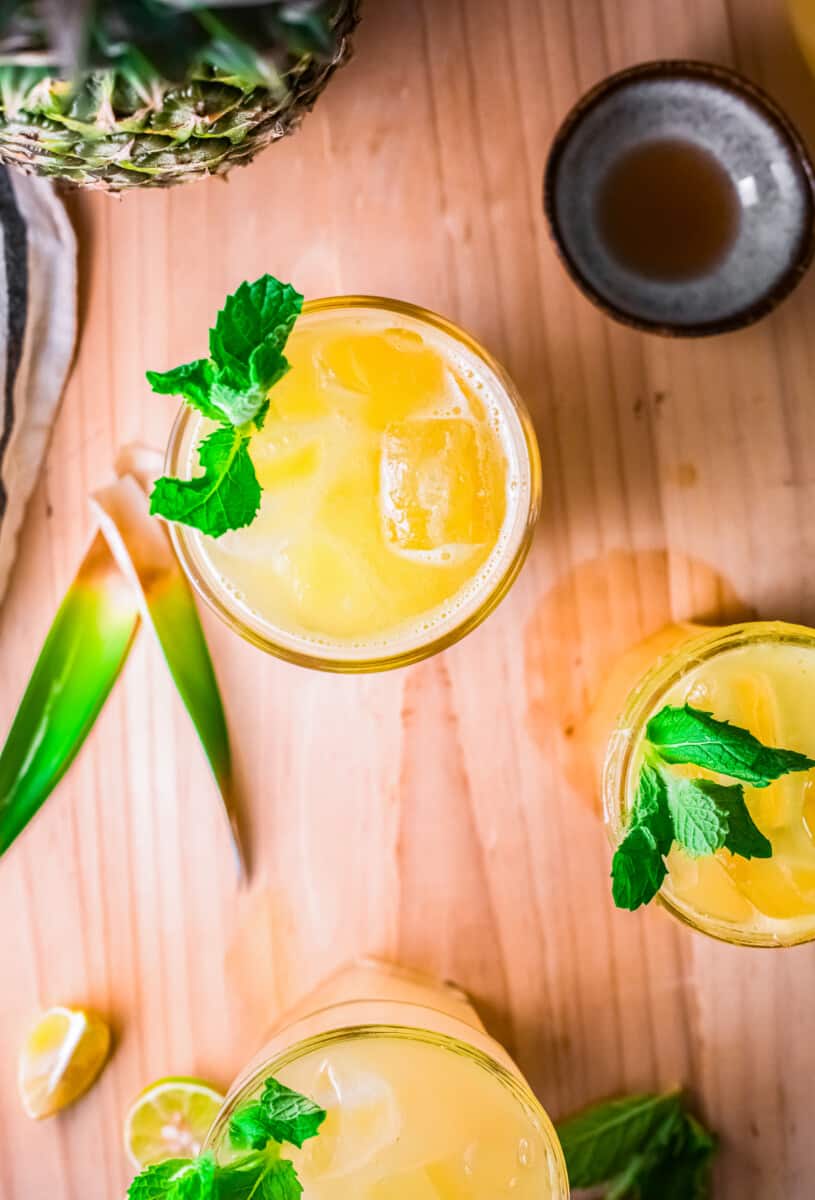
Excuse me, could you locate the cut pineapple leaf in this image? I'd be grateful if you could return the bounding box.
[0,533,139,857]
[92,474,245,879]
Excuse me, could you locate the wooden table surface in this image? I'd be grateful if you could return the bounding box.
[3,0,815,1195]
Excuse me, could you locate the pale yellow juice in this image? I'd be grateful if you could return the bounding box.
[604,622,815,945]
[205,963,569,1198]
[789,0,815,74]
[168,299,539,669]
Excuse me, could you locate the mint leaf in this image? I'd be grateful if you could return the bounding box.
[612,825,667,910]
[555,1092,683,1188]
[711,783,773,859]
[257,1161,303,1199]
[646,704,815,787]
[229,1102,276,1152]
[211,277,303,367]
[631,762,673,855]
[147,360,221,421]
[556,1092,717,1199]
[258,1078,326,1148]
[205,278,302,426]
[635,1113,717,1200]
[150,425,261,538]
[216,1153,303,1200]
[229,1080,325,1152]
[128,1156,215,1200]
[250,340,292,393]
[215,1151,275,1200]
[661,773,729,857]
[148,274,304,537]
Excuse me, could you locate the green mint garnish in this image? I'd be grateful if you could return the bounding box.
[128,1155,215,1200]
[229,1078,326,1151]
[148,275,304,538]
[646,703,815,786]
[555,1090,717,1199]
[127,1077,324,1200]
[612,703,812,911]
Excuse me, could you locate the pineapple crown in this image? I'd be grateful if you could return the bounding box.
[0,0,348,88]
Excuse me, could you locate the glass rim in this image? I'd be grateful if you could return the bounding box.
[165,294,542,673]
[203,1014,570,1194]
[602,619,815,947]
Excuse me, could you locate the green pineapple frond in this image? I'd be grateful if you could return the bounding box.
[0,1,351,78]
[0,0,360,190]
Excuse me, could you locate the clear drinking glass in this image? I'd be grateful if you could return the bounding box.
[165,297,541,672]
[204,960,569,1197]
[603,620,815,946]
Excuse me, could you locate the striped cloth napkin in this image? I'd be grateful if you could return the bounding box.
[0,167,77,604]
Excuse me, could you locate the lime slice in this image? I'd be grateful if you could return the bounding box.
[18,1006,111,1119]
[124,1077,224,1169]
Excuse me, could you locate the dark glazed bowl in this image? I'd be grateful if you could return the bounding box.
[544,60,815,337]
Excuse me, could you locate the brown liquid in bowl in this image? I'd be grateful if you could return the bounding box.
[596,138,741,281]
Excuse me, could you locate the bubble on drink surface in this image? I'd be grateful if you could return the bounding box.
[379,416,492,562]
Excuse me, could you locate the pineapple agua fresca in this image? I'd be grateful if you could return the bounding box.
[0,0,359,191]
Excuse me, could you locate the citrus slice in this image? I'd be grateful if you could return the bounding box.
[18,1006,111,1119]
[124,1078,224,1169]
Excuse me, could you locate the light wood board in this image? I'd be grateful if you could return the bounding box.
[2,1,815,1195]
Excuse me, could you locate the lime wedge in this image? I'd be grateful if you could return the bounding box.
[18,1006,111,1119]
[124,1077,224,1169]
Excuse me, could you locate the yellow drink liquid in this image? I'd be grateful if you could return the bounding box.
[604,622,815,946]
[789,0,815,75]
[168,300,539,670]
[206,962,569,1198]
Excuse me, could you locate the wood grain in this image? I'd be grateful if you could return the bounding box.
[2,0,815,1195]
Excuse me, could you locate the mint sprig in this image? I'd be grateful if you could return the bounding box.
[127,1076,324,1200]
[128,1156,215,1200]
[229,1078,326,1151]
[612,703,813,911]
[148,275,304,538]
[555,1090,717,1199]
[647,703,815,786]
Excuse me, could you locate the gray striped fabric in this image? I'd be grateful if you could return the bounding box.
[0,168,76,604]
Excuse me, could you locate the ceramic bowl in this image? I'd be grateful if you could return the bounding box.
[544,60,815,337]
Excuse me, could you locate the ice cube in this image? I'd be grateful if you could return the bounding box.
[300,1061,402,1181]
[317,332,448,428]
[380,417,491,558]
[274,535,385,636]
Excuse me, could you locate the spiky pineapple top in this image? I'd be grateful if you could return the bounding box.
[0,0,360,191]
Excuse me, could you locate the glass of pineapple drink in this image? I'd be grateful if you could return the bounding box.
[603,621,815,946]
[204,960,569,1198]
[165,298,540,671]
